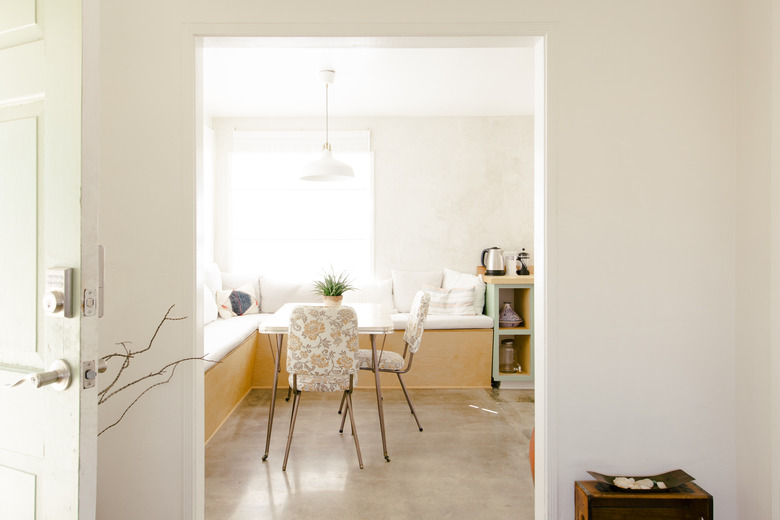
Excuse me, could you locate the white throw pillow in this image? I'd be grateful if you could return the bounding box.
[203,288,218,325]
[442,268,487,315]
[203,262,222,297]
[215,284,259,318]
[343,278,395,313]
[259,276,319,313]
[391,269,443,313]
[422,285,476,316]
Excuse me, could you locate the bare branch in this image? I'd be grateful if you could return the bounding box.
[100,357,201,436]
[97,304,219,435]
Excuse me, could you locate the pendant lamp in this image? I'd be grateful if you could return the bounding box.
[300,70,355,181]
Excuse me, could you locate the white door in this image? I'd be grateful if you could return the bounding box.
[0,0,97,519]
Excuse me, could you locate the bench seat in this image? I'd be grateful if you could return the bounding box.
[390,313,493,330]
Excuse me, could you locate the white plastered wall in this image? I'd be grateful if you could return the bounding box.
[93,1,759,519]
[209,116,534,277]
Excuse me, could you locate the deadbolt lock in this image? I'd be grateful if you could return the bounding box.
[44,268,73,318]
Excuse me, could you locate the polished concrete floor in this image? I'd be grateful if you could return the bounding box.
[205,387,534,519]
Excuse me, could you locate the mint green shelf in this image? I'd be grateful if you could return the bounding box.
[485,282,534,384]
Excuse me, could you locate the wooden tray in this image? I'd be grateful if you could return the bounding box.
[586,469,694,491]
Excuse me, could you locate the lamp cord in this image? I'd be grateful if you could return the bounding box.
[325,82,329,148]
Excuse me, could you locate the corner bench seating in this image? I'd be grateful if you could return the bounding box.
[202,267,494,442]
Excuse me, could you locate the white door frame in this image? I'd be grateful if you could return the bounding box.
[182,22,558,520]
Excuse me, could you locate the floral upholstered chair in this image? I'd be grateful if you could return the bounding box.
[340,290,431,432]
[284,305,363,470]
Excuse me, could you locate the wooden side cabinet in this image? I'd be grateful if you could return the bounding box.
[484,274,534,385]
[575,480,713,520]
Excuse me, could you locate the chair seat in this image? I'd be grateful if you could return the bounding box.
[289,373,355,392]
[357,349,405,371]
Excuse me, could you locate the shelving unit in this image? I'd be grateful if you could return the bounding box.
[484,274,534,386]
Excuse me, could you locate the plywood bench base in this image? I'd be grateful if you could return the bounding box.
[252,329,492,390]
[204,333,257,443]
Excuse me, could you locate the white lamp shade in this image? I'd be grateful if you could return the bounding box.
[300,149,355,181]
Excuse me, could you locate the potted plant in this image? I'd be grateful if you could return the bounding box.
[313,268,356,306]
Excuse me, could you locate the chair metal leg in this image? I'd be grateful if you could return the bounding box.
[285,386,291,402]
[339,391,349,433]
[337,392,346,414]
[282,390,302,471]
[397,372,423,431]
[345,391,363,469]
[370,334,390,461]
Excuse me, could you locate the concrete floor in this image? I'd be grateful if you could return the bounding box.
[205,387,534,519]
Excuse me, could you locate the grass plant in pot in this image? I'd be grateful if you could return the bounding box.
[313,269,355,306]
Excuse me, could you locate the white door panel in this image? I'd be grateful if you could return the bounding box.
[0,41,44,103]
[0,0,96,518]
[0,116,38,355]
[0,465,36,520]
[0,382,44,458]
[0,0,36,34]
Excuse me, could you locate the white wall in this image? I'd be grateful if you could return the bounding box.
[735,0,772,517]
[551,3,737,518]
[210,116,534,277]
[94,1,756,519]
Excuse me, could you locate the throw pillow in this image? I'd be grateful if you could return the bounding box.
[203,288,218,325]
[442,268,487,315]
[215,284,259,318]
[422,285,476,316]
[259,276,319,313]
[391,269,443,313]
[343,278,395,313]
[202,262,223,297]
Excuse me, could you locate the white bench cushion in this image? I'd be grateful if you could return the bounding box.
[204,314,270,367]
[390,313,493,330]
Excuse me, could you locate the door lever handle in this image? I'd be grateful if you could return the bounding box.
[5,360,72,391]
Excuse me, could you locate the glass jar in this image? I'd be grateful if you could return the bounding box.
[499,339,516,373]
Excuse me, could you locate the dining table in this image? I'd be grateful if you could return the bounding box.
[258,302,396,462]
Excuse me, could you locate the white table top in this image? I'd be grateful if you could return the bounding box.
[258,302,394,335]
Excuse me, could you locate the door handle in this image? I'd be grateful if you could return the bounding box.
[5,360,72,391]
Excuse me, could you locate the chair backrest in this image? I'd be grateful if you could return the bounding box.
[287,305,360,377]
[403,291,431,353]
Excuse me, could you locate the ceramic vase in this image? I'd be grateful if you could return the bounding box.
[498,302,523,327]
[323,295,343,306]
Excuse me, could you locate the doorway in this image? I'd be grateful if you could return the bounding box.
[194,33,548,518]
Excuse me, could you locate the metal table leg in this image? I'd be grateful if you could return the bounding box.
[371,333,390,462]
[262,333,283,461]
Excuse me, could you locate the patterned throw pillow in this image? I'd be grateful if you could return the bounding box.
[421,285,475,316]
[215,284,259,318]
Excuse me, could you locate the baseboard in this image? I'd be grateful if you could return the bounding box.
[497,380,535,390]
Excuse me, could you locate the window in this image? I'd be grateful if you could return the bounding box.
[229,130,373,280]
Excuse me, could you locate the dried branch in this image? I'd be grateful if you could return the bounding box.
[98,304,219,436]
[98,357,205,436]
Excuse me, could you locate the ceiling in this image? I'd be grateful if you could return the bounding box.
[202,39,535,120]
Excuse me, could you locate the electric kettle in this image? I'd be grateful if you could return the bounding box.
[481,247,505,275]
